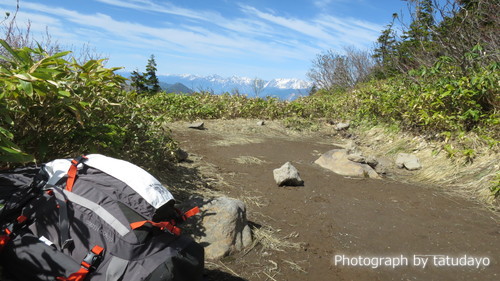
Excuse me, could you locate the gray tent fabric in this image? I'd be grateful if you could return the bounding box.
[0,154,204,281]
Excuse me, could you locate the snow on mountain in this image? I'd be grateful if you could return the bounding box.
[158,74,312,100]
[265,78,313,90]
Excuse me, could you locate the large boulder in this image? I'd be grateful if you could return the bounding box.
[315,149,380,179]
[183,197,252,260]
[273,162,304,186]
[395,153,422,171]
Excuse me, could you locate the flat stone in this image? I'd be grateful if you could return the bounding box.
[315,149,380,179]
[188,122,205,130]
[335,122,350,131]
[347,154,366,163]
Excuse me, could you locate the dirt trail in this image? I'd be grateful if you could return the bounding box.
[169,120,499,281]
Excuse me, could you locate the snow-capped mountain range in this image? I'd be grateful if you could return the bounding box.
[158,74,313,100]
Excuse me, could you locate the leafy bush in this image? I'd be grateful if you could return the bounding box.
[353,60,499,137]
[0,40,178,168]
[147,92,285,120]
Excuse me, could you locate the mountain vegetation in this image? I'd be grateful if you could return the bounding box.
[130,54,161,95]
[160,82,194,94]
[0,0,498,198]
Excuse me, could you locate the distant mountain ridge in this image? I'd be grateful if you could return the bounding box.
[158,74,312,100]
[118,72,313,100]
[160,82,193,94]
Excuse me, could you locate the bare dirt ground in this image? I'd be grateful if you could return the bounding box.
[167,119,499,281]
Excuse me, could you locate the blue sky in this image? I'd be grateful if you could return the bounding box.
[1,0,412,80]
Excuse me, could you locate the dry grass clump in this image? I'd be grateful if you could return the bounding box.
[233,156,268,165]
[354,125,499,209]
[249,225,303,253]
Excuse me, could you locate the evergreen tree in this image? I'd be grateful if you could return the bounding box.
[372,0,498,76]
[373,13,398,76]
[130,69,148,93]
[406,0,435,42]
[129,55,161,95]
[394,0,438,71]
[145,55,160,94]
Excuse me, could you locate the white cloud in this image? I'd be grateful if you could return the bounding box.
[95,0,224,23]
[0,0,384,78]
[240,5,381,49]
[314,0,332,8]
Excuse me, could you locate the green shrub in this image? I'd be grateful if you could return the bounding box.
[0,40,178,168]
[351,60,499,139]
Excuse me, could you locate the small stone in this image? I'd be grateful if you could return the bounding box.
[335,122,350,131]
[188,122,205,130]
[347,154,366,163]
[374,164,388,175]
[273,162,304,186]
[172,148,188,162]
[256,120,265,126]
[345,141,360,155]
[366,156,379,168]
[374,157,391,175]
[242,224,252,248]
[395,153,422,171]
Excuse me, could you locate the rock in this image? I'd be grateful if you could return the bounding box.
[172,148,188,162]
[188,122,205,130]
[395,153,422,171]
[273,162,304,186]
[335,122,350,131]
[347,154,366,163]
[374,163,388,175]
[345,140,360,155]
[374,157,391,175]
[347,154,380,169]
[184,197,252,260]
[256,120,265,126]
[315,149,380,179]
[366,156,379,168]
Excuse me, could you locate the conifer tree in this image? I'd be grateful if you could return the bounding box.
[406,0,435,42]
[145,54,160,94]
[373,13,398,76]
[130,55,161,94]
[130,69,148,93]
[394,0,437,71]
